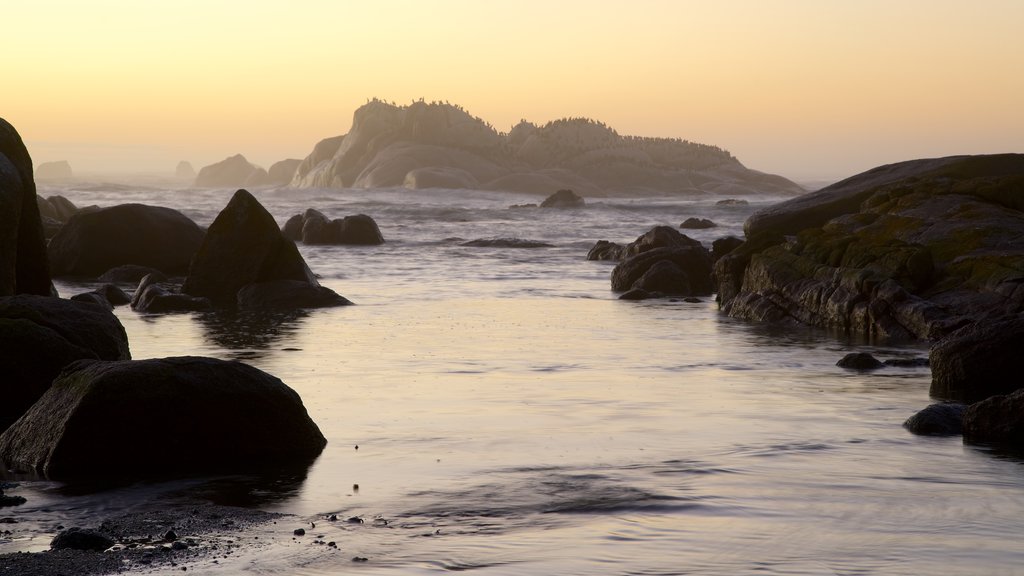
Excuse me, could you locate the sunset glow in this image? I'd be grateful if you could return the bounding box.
[6,0,1023,180]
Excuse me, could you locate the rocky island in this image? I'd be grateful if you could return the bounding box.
[290,99,804,197]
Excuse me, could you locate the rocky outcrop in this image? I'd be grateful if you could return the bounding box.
[680,217,716,229]
[282,209,384,245]
[267,159,301,185]
[194,154,268,188]
[540,189,585,208]
[0,356,327,478]
[131,272,212,313]
[588,226,713,299]
[0,295,130,432]
[47,204,205,278]
[903,403,966,436]
[291,99,804,197]
[929,316,1024,403]
[0,118,52,296]
[182,189,349,309]
[716,154,1024,341]
[35,160,73,180]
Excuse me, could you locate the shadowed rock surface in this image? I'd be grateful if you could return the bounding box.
[182,190,348,309]
[929,316,1024,403]
[194,154,268,188]
[716,154,1024,341]
[680,217,716,229]
[47,204,205,278]
[0,117,52,297]
[903,403,967,436]
[283,209,384,245]
[0,356,327,479]
[963,389,1024,448]
[836,352,884,370]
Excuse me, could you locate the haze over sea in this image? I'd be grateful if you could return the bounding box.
[5,181,1023,575]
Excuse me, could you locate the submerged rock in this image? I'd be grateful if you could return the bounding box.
[461,238,553,249]
[904,403,967,436]
[540,189,585,208]
[836,352,884,370]
[47,204,205,278]
[0,356,327,478]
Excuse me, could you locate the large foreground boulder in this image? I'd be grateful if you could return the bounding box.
[0,295,130,432]
[0,118,52,296]
[47,204,205,278]
[0,356,327,478]
[182,189,349,308]
[716,154,1024,340]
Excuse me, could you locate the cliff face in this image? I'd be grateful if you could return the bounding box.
[291,99,804,196]
[716,154,1024,341]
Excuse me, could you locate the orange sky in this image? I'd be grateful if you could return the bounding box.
[4,0,1023,181]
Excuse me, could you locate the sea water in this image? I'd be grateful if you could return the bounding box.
[4,183,1024,575]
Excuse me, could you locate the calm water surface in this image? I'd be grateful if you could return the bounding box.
[5,184,1024,575]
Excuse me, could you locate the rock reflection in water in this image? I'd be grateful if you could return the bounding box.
[196,309,309,359]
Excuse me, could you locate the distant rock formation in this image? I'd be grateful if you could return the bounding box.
[540,189,585,208]
[194,154,268,188]
[175,161,196,180]
[291,99,804,197]
[268,159,301,185]
[35,160,73,180]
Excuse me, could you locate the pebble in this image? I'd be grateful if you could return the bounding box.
[293,528,306,536]
[346,517,364,524]
[352,556,368,562]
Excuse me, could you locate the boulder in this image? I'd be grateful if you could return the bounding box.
[930,317,1024,403]
[588,226,704,263]
[131,272,211,313]
[0,295,130,431]
[963,389,1024,448]
[51,528,116,552]
[711,236,744,263]
[0,118,52,297]
[680,217,716,229]
[540,189,585,208]
[587,240,625,261]
[35,160,73,180]
[903,403,967,436]
[181,189,347,308]
[194,154,267,188]
[611,246,713,296]
[237,280,352,309]
[0,356,327,478]
[461,238,553,249]
[47,204,205,278]
[284,208,385,245]
[717,154,1024,341]
[70,284,131,308]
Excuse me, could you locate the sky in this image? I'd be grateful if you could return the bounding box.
[4,0,1023,181]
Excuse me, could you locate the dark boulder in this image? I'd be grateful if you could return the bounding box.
[930,317,1024,403]
[587,240,625,261]
[0,118,52,297]
[611,246,713,296]
[711,236,744,263]
[963,389,1024,448]
[131,273,211,313]
[680,217,716,229]
[70,284,131,308]
[588,226,704,263]
[98,264,163,284]
[51,528,116,551]
[0,295,130,432]
[903,403,967,436]
[461,238,553,248]
[836,352,884,370]
[181,189,347,309]
[540,189,585,208]
[47,204,205,278]
[35,160,73,180]
[0,356,327,478]
[285,208,385,245]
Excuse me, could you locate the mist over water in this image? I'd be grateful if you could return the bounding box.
[8,184,1024,574]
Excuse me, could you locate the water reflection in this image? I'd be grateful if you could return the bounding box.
[196,309,309,359]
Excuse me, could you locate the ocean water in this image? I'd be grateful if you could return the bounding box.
[5,183,1024,575]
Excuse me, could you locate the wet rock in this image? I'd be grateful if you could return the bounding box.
[182,190,348,309]
[71,284,131,309]
[47,204,204,278]
[611,246,713,297]
[0,118,53,297]
[963,389,1024,448]
[930,317,1024,403]
[284,208,385,245]
[680,217,716,229]
[716,198,749,206]
[0,356,326,478]
[588,225,705,264]
[587,240,624,261]
[904,403,966,436]
[461,238,553,249]
[236,280,352,310]
[710,236,744,264]
[293,528,306,536]
[836,352,884,370]
[883,357,929,368]
[540,189,585,208]
[619,288,660,301]
[51,528,116,552]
